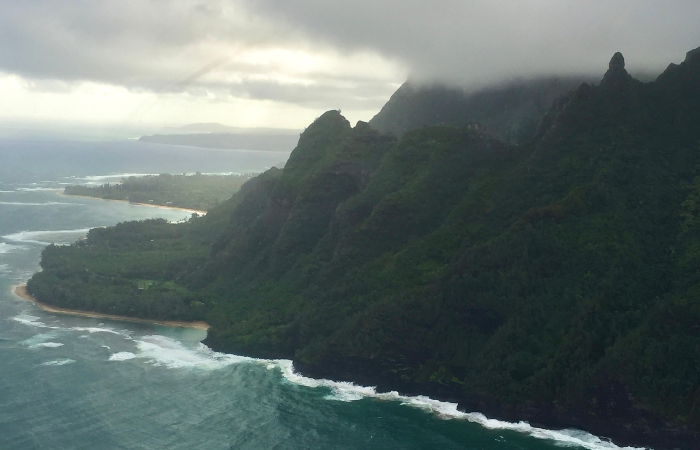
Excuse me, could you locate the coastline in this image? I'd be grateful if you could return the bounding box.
[58,192,207,215]
[11,284,209,330]
[288,358,698,450]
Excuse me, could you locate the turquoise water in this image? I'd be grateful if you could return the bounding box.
[0,140,640,449]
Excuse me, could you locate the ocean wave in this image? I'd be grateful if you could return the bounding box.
[68,326,131,338]
[0,201,82,206]
[40,359,75,366]
[272,361,645,450]
[15,187,63,192]
[0,242,27,254]
[109,335,643,449]
[78,173,158,182]
[12,314,46,327]
[30,342,64,349]
[11,314,131,338]
[108,352,137,361]
[2,228,92,245]
[130,335,253,369]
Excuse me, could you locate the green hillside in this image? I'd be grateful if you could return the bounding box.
[27,48,700,448]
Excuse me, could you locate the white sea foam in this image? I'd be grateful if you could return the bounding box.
[0,242,26,254]
[76,327,644,449]
[12,314,130,339]
[272,361,646,450]
[12,314,46,327]
[41,359,75,366]
[108,352,137,361]
[0,190,15,193]
[30,342,64,349]
[129,335,253,369]
[21,332,57,346]
[0,201,81,206]
[2,228,92,245]
[106,336,644,448]
[15,187,62,192]
[68,326,131,337]
[78,173,158,184]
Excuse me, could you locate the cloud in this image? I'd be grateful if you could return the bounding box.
[245,0,700,86]
[0,0,403,108]
[0,1,698,125]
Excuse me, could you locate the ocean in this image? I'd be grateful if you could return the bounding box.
[0,138,642,449]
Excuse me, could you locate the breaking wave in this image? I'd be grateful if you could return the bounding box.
[104,335,643,449]
[41,359,75,366]
[15,187,63,192]
[108,352,137,361]
[12,314,131,338]
[273,362,644,450]
[0,201,82,206]
[2,228,92,245]
[30,342,64,349]
[12,310,642,449]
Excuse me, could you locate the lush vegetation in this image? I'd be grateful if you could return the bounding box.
[28,48,700,447]
[64,172,254,211]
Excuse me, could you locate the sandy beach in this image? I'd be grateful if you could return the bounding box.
[58,192,207,215]
[11,284,209,330]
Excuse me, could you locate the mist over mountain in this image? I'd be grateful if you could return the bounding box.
[369,76,593,144]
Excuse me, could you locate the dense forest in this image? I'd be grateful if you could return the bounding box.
[64,172,255,211]
[28,47,700,449]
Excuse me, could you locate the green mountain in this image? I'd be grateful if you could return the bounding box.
[27,47,700,448]
[368,76,591,144]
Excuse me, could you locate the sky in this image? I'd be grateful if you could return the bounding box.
[0,0,698,132]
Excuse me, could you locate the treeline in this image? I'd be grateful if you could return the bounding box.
[64,172,254,211]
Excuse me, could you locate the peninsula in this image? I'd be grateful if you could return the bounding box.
[63,172,254,212]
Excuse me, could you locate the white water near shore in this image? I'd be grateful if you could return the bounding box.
[9,308,644,450]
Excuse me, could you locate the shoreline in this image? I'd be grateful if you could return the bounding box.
[58,192,207,215]
[11,284,209,330]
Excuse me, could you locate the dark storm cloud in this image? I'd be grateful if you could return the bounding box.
[1,0,699,107]
[244,0,700,86]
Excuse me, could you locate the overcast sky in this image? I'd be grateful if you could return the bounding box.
[0,0,698,131]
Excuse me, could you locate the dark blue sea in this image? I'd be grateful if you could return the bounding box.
[0,138,641,449]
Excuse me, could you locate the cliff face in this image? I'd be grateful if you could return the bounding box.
[29,47,700,449]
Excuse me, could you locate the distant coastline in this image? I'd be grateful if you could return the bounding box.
[11,284,209,330]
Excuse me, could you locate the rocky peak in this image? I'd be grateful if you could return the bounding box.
[684,46,700,67]
[602,52,632,86]
[609,52,625,72]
